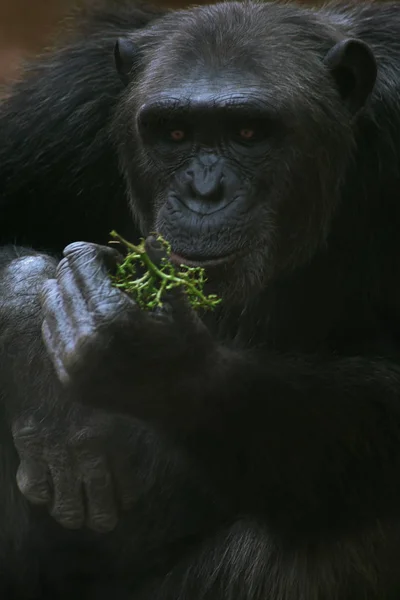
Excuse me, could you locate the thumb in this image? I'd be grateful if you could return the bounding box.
[144,235,169,268]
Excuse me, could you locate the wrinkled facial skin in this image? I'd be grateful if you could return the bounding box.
[135,81,286,300]
[114,4,370,304]
[126,86,348,302]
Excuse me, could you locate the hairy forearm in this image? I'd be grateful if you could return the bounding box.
[0,246,61,417]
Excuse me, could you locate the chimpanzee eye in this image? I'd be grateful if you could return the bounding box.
[169,129,186,142]
[239,128,255,140]
[231,121,268,145]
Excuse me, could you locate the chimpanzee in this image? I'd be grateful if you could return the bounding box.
[1,0,400,598]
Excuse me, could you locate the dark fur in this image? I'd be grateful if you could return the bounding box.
[0,1,165,252]
[2,1,400,599]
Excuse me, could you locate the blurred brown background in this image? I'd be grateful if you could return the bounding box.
[0,0,327,86]
[0,0,80,84]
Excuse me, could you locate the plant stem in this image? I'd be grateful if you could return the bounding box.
[110,230,219,308]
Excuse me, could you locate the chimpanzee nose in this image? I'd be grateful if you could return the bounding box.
[180,162,227,214]
[187,163,224,201]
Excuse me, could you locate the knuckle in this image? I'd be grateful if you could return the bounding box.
[52,510,85,530]
[55,257,70,279]
[88,512,118,533]
[12,415,39,437]
[20,486,50,505]
[93,300,124,324]
[64,243,112,274]
[51,502,84,529]
[94,299,138,332]
[12,428,42,454]
[63,241,97,259]
[40,281,61,314]
[16,474,50,504]
[68,415,116,451]
[69,426,105,451]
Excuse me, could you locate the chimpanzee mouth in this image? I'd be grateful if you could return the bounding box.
[170,251,238,269]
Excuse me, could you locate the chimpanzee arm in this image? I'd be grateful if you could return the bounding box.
[0,246,138,532]
[41,241,400,531]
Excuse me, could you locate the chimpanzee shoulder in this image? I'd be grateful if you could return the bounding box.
[0,1,166,252]
[325,1,400,332]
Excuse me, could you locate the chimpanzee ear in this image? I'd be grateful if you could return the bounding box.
[114,38,140,86]
[323,38,377,115]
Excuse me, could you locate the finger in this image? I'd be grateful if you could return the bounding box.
[55,257,94,329]
[41,320,71,385]
[12,418,52,504]
[12,417,43,455]
[40,279,74,384]
[16,458,52,505]
[80,454,118,533]
[49,459,85,530]
[64,241,123,264]
[63,242,122,282]
[41,278,94,383]
[144,235,169,267]
[160,289,199,325]
[40,279,75,348]
[62,243,135,318]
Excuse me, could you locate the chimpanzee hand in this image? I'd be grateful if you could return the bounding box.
[12,408,138,532]
[0,249,138,532]
[40,240,217,421]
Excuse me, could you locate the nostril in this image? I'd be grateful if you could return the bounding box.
[206,178,225,204]
[188,170,225,202]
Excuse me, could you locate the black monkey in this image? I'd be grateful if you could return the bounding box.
[2,0,400,599]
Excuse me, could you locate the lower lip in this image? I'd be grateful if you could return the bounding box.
[170,252,236,268]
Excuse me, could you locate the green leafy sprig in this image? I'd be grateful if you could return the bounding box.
[109,230,221,312]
